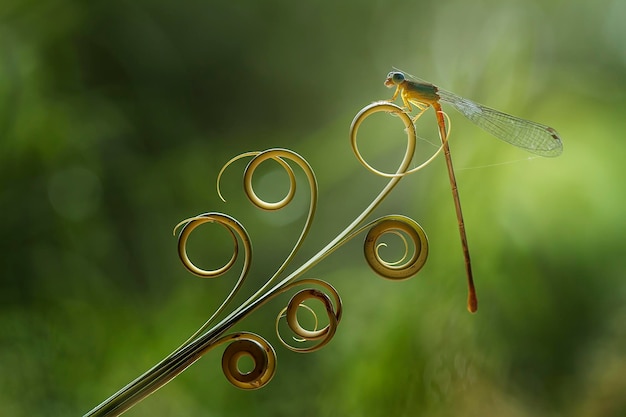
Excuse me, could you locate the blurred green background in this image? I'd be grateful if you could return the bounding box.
[2,0,626,415]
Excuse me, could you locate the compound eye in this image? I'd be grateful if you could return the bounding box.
[392,72,405,83]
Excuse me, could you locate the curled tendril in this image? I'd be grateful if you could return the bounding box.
[274,279,342,353]
[215,149,319,311]
[217,332,276,390]
[217,148,309,211]
[242,151,297,211]
[173,212,250,278]
[172,213,252,345]
[350,101,444,179]
[364,215,428,280]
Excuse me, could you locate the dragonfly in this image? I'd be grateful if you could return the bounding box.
[384,70,563,313]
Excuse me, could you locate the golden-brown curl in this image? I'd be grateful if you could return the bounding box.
[363,215,428,280]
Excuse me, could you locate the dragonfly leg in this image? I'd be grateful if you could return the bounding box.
[405,99,430,123]
[410,107,428,124]
[389,85,401,102]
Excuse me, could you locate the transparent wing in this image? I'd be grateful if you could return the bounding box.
[437,88,563,157]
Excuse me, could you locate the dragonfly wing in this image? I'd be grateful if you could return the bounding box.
[438,89,563,157]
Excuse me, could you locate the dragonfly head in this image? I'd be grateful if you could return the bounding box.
[384,71,405,88]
